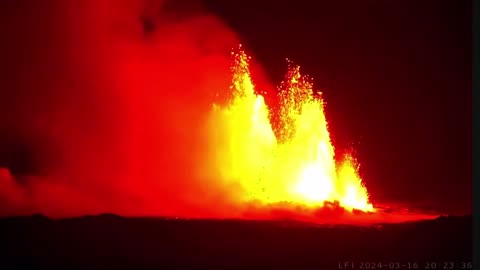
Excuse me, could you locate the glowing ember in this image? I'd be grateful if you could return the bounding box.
[209,46,374,213]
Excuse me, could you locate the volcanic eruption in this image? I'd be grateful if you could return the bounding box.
[0,2,471,268]
[206,46,373,214]
[0,0,446,224]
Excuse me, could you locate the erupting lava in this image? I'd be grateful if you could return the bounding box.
[208,46,374,213]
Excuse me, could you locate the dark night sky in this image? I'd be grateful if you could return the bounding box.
[202,0,472,213]
[0,0,472,214]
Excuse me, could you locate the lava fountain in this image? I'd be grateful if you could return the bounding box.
[207,46,374,213]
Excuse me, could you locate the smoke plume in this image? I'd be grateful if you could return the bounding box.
[0,0,252,217]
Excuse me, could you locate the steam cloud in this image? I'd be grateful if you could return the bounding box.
[0,0,258,217]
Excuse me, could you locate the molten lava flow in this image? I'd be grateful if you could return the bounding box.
[209,46,374,213]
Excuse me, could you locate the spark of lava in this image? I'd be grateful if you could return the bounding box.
[207,45,374,213]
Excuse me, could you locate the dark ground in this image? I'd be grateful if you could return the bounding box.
[0,214,472,270]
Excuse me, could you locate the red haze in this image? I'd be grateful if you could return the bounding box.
[0,0,252,218]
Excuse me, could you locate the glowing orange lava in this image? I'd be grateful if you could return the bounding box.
[208,46,374,213]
